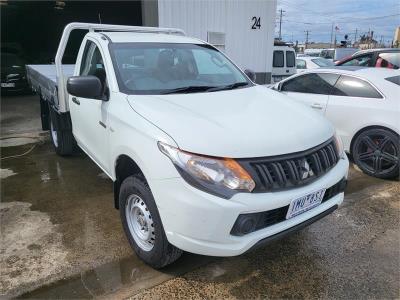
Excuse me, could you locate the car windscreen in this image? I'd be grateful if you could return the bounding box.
[311,58,335,67]
[109,43,251,95]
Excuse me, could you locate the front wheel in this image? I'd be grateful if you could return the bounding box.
[119,175,182,268]
[352,128,399,179]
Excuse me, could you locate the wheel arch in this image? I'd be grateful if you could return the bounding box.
[114,154,147,209]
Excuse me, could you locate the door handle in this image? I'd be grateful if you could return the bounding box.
[72,97,80,105]
[311,103,323,109]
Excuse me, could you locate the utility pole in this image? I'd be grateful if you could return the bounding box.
[278,9,285,41]
[330,22,334,48]
[354,28,358,46]
[305,30,310,49]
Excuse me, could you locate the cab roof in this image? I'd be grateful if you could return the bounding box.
[97,31,205,44]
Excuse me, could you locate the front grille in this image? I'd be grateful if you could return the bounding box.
[238,138,339,192]
[230,178,347,236]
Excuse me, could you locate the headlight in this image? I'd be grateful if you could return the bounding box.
[158,142,255,198]
[333,132,345,159]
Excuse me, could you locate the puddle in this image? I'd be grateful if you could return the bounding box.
[0,136,41,147]
[18,254,213,299]
[0,168,17,179]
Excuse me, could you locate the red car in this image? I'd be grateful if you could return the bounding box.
[335,48,399,69]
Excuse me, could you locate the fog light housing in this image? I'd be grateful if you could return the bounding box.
[230,214,260,236]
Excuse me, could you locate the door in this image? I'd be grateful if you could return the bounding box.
[325,75,384,150]
[285,50,296,75]
[280,72,339,114]
[69,40,111,172]
[272,50,285,83]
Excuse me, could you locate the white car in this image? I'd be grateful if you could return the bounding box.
[27,23,349,268]
[274,67,400,179]
[296,57,335,73]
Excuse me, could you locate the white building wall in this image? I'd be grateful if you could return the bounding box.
[157,0,277,83]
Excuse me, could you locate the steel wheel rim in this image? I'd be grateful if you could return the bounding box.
[50,120,58,147]
[355,132,399,175]
[125,194,155,251]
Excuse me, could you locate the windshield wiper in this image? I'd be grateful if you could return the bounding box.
[161,85,219,94]
[207,82,249,92]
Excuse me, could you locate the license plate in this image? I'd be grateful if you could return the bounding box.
[1,83,15,88]
[286,188,326,219]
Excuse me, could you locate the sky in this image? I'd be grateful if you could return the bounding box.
[276,0,400,45]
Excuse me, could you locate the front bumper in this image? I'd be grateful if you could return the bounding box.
[149,156,349,256]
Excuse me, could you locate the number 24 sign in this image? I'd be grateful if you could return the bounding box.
[251,17,261,29]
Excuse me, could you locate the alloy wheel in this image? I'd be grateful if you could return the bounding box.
[354,131,399,175]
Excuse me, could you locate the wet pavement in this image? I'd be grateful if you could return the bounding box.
[1,95,399,299]
[128,169,400,299]
[0,94,41,136]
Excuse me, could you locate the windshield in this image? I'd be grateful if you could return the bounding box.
[110,43,251,95]
[320,50,334,59]
[311,58,335,67]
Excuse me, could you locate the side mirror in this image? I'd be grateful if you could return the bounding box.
[244,69,256,82]
[67,76,103,100]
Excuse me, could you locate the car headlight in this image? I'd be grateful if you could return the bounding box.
[333,132,345,159]
[158,142,255,198]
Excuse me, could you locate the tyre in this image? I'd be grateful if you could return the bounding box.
[352,128,399,179]
[119,175,182,268]
[49,110,76,156]
[39,94,50,131]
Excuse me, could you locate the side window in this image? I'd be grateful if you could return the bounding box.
[331,75,383,98]
[296,59,306,69]
[286,51,295,67]
[281,73,339,95]
[342,54,372,66]
[79,40,108,97]
[79,41,93,75]
[273,51,284,67]
[320,50,334,59]
[80,43,105,76]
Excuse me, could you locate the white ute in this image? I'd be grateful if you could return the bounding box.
[27,23,349,268]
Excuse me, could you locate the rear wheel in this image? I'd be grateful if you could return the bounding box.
[119,175,182,268]
[352,128,399,179]
[49,109,76,156]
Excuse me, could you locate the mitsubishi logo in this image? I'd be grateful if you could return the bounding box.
[300,160,314,180]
